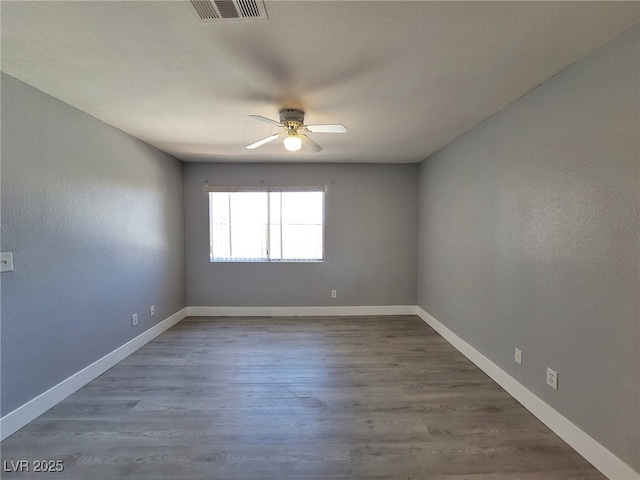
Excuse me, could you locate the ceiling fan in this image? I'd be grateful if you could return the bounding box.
[246,109,347,153]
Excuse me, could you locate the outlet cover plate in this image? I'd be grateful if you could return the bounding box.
[546,367,558,390]
[514,348,522,365]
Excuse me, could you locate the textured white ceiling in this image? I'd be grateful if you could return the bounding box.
[2,1,638,163]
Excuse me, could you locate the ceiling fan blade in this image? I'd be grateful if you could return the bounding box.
[249,115,284,127]
[246,133,283,150]
[300,134,323,153]
[304,124,347,133]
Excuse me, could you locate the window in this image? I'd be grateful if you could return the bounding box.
[208,186,325,262]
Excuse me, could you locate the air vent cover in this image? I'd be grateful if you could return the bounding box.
[187,0,268,22]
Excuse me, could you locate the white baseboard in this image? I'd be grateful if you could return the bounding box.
[0,307,188,441]
[415,307,639,480]
[187,305,416,317]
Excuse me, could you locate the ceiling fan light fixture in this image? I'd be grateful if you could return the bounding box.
[247,109,345,153]
[283,134,302,152]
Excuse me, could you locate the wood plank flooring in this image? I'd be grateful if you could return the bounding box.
[1,315,605,479]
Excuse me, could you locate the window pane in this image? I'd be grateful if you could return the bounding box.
[229,193,267,259]
[279,192,323,260]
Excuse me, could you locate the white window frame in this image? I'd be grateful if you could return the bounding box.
[207,185,326,263]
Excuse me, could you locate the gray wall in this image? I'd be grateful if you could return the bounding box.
[1,73,187,415]
[417,25,639,470]
[185,163,417,307]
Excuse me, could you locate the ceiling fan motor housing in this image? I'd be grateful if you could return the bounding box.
[279,109,305,131]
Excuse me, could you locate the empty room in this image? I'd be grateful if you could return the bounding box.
[1,1,638,479]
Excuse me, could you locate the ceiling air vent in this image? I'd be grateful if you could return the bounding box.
[187,0,268,22]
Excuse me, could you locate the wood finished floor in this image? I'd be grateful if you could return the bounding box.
[1,315,605,480]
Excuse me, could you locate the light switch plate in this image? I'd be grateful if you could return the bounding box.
[0,252,14,272]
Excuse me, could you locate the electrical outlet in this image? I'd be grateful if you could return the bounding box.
[131,313,138,327]
[546,367,558,390]
[331,289,337,299]
[150,305,155,316]
[514,348,522,365]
